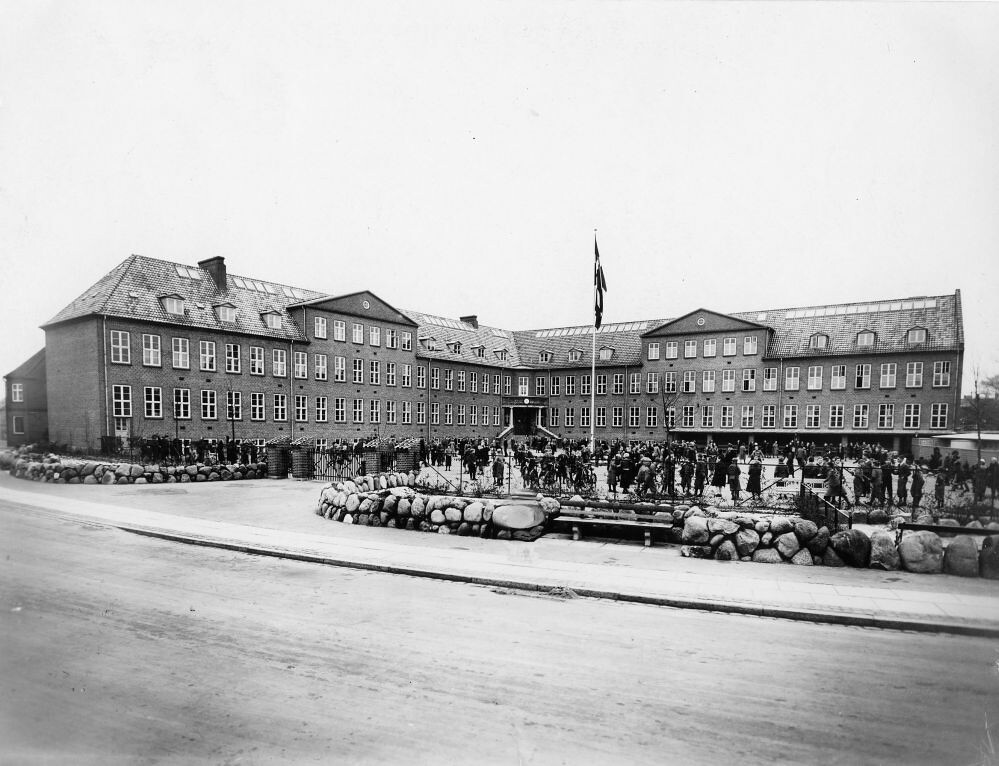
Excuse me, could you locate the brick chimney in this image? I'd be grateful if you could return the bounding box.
[460,315,478,329]
[198,257,227,292]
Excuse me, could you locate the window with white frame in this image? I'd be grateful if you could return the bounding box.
[418,366,427,389]
[879,363,896,389]
[226,344,241,374]
[933,361,951,387]
[906,362,923,388]
[163,297,185,316]
[580,407,590,428]
[551,376,561,396]
[250,392,264,421]
[647,342,660,360]
[681,405,695,429]
[144,387,162,418]
[492,406,500,426]
[174,388,190,419]
[352,323,363,344]
[369,327,380,346]
[807,365,823,390]
[629,406,641,428]
[665,341,678,359]
[316,396,328,422]
[264,313,282,330]
[878,403,894,429]
[741,405,755,429]
[249,346,264,375]
[857,331,875,348]
[701,405,713,428]
[564,376,575,396]
[333,320,346,341]
[855,364,871,389]
[581,375,591,395]
[853,404,869,429]
[742,369,756,392]
[111,331,130,364]
[783,404,798,429]
[352,359,363,384]
[493,374,501,394]
[612,374,624,395]
[401,364,411,387]
[598,347,613,361]
[201,389,217,420]
[763,367,777,391]
[272,349,286,377]
[456,370,465,391]
[664,372,677,393]
[702,370,716,393]
[292,395,306,422]
[387,362,397,386]
[723,337,737,356]
[430,402,440,424]
[647,406,658,428]
[809,334,828,350]
[665,407,676,429]
[142,334,161,366]
[647,372,659,394]
[907,328,927,344]
[568,349,581,363]
[334,397,346,423]
[227,391,242,420]
[444,403,453,425]
[200,341,216,371]
[370,399,381,423]
[314,316,327,339]
[761,404,776,428]
[385,329,397,348]
[172,337,189,369]
[903,403,920,429]
[430,367,439,389]
[537,376,548,397]
[330,355,343,382]
[370,360,381,385]
[416,402,426,425]
[518,376,529,397]
[294,352,307,379]
[684,340,697,358]
[401,331,412,351]
[784,366,800,391]
[469,371,477,392]
[402,401,412,425]
[744,336,758,355]
[682,371,696,393]
[828,404,844,429]
[444,369,453,391]
[565,408,575,427]
[596,406,606,427]
[315,354,327,380]
[720,405,734,428]
[11,383,24,402]
[722,370,736,392]
[11,415,24,434]
[630,373,641,394]
[805,404,820,429]
[703,339,717,357]
[830,365,846,390]
[353,398,364,423]
[930,403,948,429]
[611,406,621,427]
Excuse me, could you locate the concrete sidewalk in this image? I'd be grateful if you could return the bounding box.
[2,476,997,636]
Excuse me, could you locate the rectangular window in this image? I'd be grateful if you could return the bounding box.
[879,363,896,389]
[740,405,755,429]
[565,376,575,396]
[457,370,465,392]
[552,376,562,396]
[647,373,660,394]
[370,360,381,385]
[665,407,676,429]
[272,349,286,377]
[294,352,307,379]
[629,406,640,428]
[807,366,823,391]
[334,398,346,423]
[722,370,736,393]
[629,373,641,394]
[200,341,216,372]
[595,374,606,395]
[222,344,239,374]
[930,403,948,429]
[250,392,265,421]
[401,401,412,425]
[933,361,951,387]
[444,403,453,425]
[855,364,871,389]
[110,331,130,364]
[227,391,242,421]
[272,393,286,421]
[665,341,678,359]
[581,375,591,396]
[494,374,501,395]
[805,404,820,429]
[401,364,412,388]
[504,375,512,395]
[10,383,23,402]
[828,405,844,429]
[353,359,364,384]
[612,373,624,395]
[720,405,734,429]
[444,369,453,391]
[663,372,676,393]
[314,354,328,381]
[831,365,846,390]
[611,406,622,428]
[492,407,500,426]
[316,396,328,423]
[249,346,264,375]
[580,407,590,428]
[201,389,217,420]
[566,408,575,428]
[430,402,440,425]
[369,327,380,346]
[906,362,923,388]
[12,415,24,434]
[783,404,798,429]
[684,340,697,358]
[470,371,477,393]
[853,404,870,429]
[537,376,548,397]
[386,362,397,386]
[647,406,658,428]
[903,403,921,429]
[701,370,716,393]
[682,371,696,393]
[703,339,717,358]
[742,369,756,392]
[173,388,190,419]
[314,317,327,339]
[417,366,427,389]
[470,406,477,426]
[401,331,413,351]
[326,355,341,382]
[370,399,381,424]
[723,337,737,356]
[763,367,778,391]
[142,334,161,366]
[352,323,363,343]
[417,401,426,425]
[761,404,776,429]
[551,407,561,427]
[385,329,398,349]
[353,398,364,423]
[172,337,189,369]
[294,395,308,422]
[144,386,162,418]
[333,320,346,342]
[681,405,695,429]
[596,406,606,427]
[647,342,660,360]
[517,376,529,397]
[701,405,714,428]
[878,403,894,429]
[784,366,800,391]
[744,336,758,355]
[382,400,396,425]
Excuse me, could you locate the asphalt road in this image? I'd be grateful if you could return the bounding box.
[2,504,997,765]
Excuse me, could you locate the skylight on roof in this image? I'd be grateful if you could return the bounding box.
[784,297,940,320]
[175,265,202,280]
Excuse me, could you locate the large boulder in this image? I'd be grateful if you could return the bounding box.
[868,530,900,571]
[980,536,999,580]
[822,547,845,567]
[491,504,546,531]
[943,536,980,578]
[752,548,783,564]
[429,509,447,525]
[715,540,739,561]
[806,526,831,556]
[735,528,760,557]
[790,549,814,566]
[707,518,739,536]
[899,531,944,574]
[829,529,871,568]
[867,508,889,525]
[444,507,463,523]
[463,502,484,524]
[681,516,710,545]
[770,517,794,536]
[776,532,800,559]
[793,518,818,542]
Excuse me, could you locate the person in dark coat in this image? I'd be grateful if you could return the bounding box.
[747,458,763,501]
[910,465,925,511]
[694,455,707,497]
[727,461,742,501]
[711,455,728,493]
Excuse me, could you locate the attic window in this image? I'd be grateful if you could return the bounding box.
[422,337,438,351]
[538,351,552,364]
[809,333,829,350]
[449,341,462,354]
[856,331,875,348]
[163,297,185,316]
[494,349,508,361]
[217,305,237,322]
[263,313,282,330]
[174,265,202,280]
[907,327,927,344]
[473,345,485,358]
[568,349,582,363]
[598,347,614,361]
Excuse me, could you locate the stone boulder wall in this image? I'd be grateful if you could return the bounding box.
[9,455,267,485]
[679,512,831,565]
[316,478,555,542]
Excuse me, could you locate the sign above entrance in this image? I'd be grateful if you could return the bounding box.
[503,396,548,408]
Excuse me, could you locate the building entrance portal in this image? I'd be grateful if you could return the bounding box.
[511,407,538,436]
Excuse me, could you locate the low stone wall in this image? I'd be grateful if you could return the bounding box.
[680,509,999,579]
[7,454,267,484]
[316,474,559,541]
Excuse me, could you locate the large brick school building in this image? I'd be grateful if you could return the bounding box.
[4,254,964,454]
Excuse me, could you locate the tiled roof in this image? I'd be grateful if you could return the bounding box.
[399,310,523,367]
[5,348,46,380]
[42,255,329,342]
[733,293,962,358]
[512,320,671,369]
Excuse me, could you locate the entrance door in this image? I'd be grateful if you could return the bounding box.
[512,408,537,436]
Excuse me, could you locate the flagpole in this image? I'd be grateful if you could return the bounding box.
[590,229,597,457]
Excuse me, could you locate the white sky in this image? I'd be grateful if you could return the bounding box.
[2,1,997,392]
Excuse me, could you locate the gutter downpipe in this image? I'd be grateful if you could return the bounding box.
[102,315,111,446]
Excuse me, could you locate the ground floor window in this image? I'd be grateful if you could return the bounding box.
[12,415,24,434]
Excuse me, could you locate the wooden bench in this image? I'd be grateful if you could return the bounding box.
[553,510,674,547]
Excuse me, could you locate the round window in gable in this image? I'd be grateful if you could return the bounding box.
[696,317,705,326]
[362,300,371,310]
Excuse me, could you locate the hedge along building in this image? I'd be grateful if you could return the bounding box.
[31,253,964,453]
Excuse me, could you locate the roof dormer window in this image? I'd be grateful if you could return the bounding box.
[809,333,829,350]
[568,349,582,363]
[472,345,485,358]
[162,296,185,316]
[907,327,927,344]
[856,331,875,348]
[262,312,282,330]
[598,347,614,361]
[216,304,237,323]
[538,351,552,364]
[421,336,438,351]
[494,348,508,361]
[449,341,462,354]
